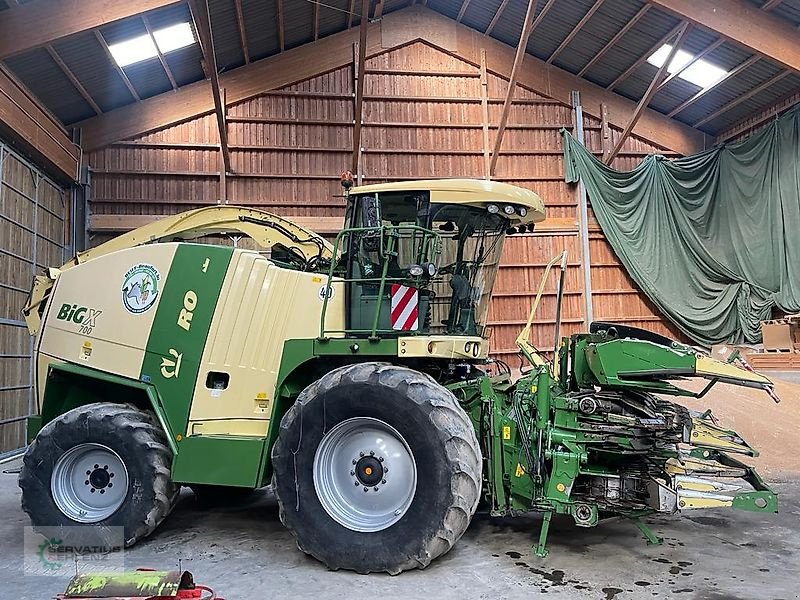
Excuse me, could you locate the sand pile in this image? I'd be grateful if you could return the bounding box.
[677,375,800,476]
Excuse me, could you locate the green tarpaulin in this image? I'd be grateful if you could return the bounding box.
[562,106,800,346]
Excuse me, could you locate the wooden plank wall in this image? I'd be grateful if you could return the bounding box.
[0,142,66,454]
[86,41,686,367]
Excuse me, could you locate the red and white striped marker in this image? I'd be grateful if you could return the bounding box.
[390,284,419,331]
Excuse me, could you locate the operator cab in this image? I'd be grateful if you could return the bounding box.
[330,179,545,338]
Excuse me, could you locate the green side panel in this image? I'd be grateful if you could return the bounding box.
[171,435,266,487]
[26,415,42,443]
[139,244,233,437]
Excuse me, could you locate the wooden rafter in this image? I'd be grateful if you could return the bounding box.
[234,0,250,63]
[667,54,760,117]
[489,0,557,175]
[189,0,231,173]
[606,22,690,163]
[607,21,687,91]
[277,0,286,50]
[348,0,356,28]
[314,0,320,40]
[456,0,472,22]
[761,0,783,9]
[142,15,178,90]
[577,4,650,78]
[692,70,792,128]
[546,0,604,65]
[485,0,511,37]
[94,31,140,101]
[719,88,800,141]
[648,0,800,73]
[352,0,370,173]
[45,45,102,114]
[656,38,724,91]
[0,0,180,59]
[374,0,385,19]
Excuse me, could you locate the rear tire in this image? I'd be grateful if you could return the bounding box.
[19,402,178,547]
[271,363,482,574]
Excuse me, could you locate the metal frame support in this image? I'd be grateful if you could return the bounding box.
[571,91,594,326]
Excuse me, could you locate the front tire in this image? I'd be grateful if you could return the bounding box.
[20,403,178,547]
[271,363,482,574]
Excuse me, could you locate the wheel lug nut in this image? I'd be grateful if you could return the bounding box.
[110,473,115,478]
[103,465,108,470]
[378,457,384,462]
[90,489,96,493]
[363,487,368,492]
[94,464,99,469]
[86,470,91,475]
[354,481,360,486]
[108,483,113,488]
[369,451,374,456]
[100,489,105,494]
[359,452,364,457]
[350,470,355,476]
[84,480,89,485]
[381,479,386,484]
[373,487,379,492]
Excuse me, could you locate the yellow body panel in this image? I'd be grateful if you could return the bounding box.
[398,335,489,360]
[350,179,546,225]
[695,355,772,385]
[36,245,176,401]
[186,250,346,436]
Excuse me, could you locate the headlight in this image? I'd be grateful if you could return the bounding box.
[518,206,527,217]
[425,262,438,277]
[503,205,515,215]
[408,265,424,277]
[487,204,499,214]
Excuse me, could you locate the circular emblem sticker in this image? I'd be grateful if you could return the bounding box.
[122,263,160,314]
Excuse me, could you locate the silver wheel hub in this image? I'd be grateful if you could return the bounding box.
[51,443,129,523]
[313,417,417,532]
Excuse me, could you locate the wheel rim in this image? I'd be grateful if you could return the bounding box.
[313,417,417,532]
[51,443,129,523]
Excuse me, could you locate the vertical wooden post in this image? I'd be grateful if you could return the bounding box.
[571,91,594,326]
[599,102,610,162]
[219,87,228,204]
[479,49,490,180]
[352,0,369,184]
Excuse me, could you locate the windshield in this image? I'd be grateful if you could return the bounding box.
[429,205,506,336]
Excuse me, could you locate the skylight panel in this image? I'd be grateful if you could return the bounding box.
[152,22,196,54]
[108,34,158,67]
[107,22,196,68]
[647,44,729,89]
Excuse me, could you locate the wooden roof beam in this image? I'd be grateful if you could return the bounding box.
[0,0,181,59]
[692,70,792,128]
[456,0,472,23]
[489,0,557,175]
[577,4,650,78]
[647,0,800,73]
[352,0,370,172]
[485,0,510,37]
[761,0,783,9]
[546,0,605,65]
[606,22,690,163]
[277,0,286,50]
[45,45,102,115]
[655,38,724,91]
[94,31,140,101]
[607,21,687,91]
[142,15,178,90]
[314,0,320,40]
[348,0,356,28]
[189,0,231,173]
[234,0,250,63]
[667,54,760,117]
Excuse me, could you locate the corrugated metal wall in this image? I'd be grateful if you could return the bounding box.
[0,142,66,455]
[86,41,686,366]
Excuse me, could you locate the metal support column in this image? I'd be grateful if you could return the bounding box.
[571,91,594,326]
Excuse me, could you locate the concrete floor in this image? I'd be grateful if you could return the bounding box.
[2,457,797,600]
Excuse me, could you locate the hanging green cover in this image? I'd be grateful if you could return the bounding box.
[561,106,800,346]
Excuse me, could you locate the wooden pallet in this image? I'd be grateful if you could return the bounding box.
[748,351,800,370]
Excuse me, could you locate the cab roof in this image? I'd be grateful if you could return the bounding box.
[350,179,546,224]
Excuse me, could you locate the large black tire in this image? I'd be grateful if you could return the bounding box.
[19,402,178,547]
[271,363,482,574]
